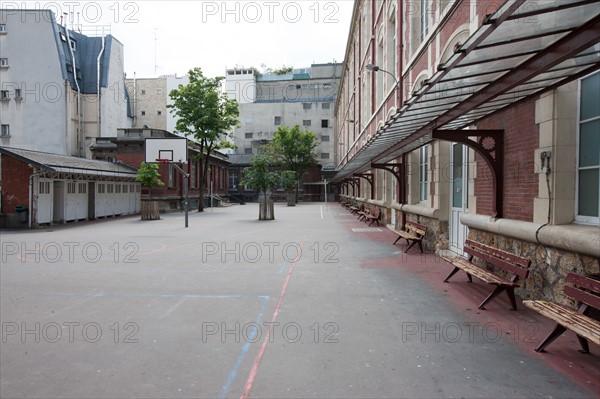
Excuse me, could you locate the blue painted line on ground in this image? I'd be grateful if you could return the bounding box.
[218,295,270,399]
[0,291,269,301]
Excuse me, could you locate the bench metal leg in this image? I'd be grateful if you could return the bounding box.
[535,324,567,353]
[466,273,473,283]
[505,287,518,311]
[443,267,461,283]
[404,240,418,253]
[393,236,401,245]
[576,335,590,353]
[478,285,506,310]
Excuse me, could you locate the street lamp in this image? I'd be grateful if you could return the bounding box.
[366,64,400,103]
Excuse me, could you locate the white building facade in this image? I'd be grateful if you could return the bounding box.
[0,9,132,157]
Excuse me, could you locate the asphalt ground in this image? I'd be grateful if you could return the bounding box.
[1,203,598,398]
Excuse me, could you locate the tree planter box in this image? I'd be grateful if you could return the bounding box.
[141,201,160,220]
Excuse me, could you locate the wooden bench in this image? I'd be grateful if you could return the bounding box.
[393,221,428,253]
[523,273,600,353]
[358,208,381,226]
[349,204,364,215]
[364,208,381,226]
[441,239,531,310]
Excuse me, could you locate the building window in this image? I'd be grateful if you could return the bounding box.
[321,135,330,142]
[419,145,429,202]
[577,71,600,224]
[141,90,146,95]
[98,184,105,194]
[322,102,331,109]
[321,153,330,159]
[0,24,7,33]
[245,148,253,155]
[67,182,76,194]
[245,132,253,139]
[229,173,238,190]
[141,111,146,116]
[420,0,429,42]
[274,116,281,125]
[0,90,9,101]
[0,58,9,67]
[303,120,311,127]
[1,125,9,137]
[69,39,77,51]
[15,89,21,99]
[115,184,122,194]
[303,103,312,110]
[79,183,87,194]
[321,119,329,128]
[39,181,51,194]
[157,111,162,115]
[107,184,114,194]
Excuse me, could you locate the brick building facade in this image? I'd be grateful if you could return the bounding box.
[334,0,599,303]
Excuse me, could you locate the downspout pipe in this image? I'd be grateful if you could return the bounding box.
[97,31,105,138]
[64,25,82,156]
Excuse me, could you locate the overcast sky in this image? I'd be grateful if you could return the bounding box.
[17,1,355,78]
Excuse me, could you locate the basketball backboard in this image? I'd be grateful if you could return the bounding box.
[145,138,188,164]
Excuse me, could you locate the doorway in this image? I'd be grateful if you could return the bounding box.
[449,143,469,254]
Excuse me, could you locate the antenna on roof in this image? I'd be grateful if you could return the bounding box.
[154,28,159,76]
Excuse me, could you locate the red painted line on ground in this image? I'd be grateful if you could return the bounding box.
[240,235,305,399]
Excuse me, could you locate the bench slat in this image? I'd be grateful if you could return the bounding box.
[523,300,600,346]
[567,273,600,293]
[465,246,529,280]
[443,256,512,286]
[564,285,600,310]
[467,240,530,269]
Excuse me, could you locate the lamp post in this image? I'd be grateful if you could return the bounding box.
[366,64,400,104]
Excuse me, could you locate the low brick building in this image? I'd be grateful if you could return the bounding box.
[90,128,230,211]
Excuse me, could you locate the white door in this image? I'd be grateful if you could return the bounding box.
[37,179,53,224]
[449,143,469,254]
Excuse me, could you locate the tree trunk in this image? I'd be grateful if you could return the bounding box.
[198,159,206,212]
[141,200,160,220]
[287,192,295,206]
[259,191,274,220]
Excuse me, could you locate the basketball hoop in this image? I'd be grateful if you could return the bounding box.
[155,158,170,164]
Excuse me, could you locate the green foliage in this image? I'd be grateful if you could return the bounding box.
[261,64,294,75]
[167,67,239,211]
[280,170,297,192]
[136,163,165,189]
[242,153,279,199]
[268,125,318,178]
[267,124,318,203]
[168,68,239,153]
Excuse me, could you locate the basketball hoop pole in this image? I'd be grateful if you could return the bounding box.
[170,162,190,228]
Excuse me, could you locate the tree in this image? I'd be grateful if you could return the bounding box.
[242,153,279,220]
[168,68,239,212]
[136,162,164,220]
[268,125,319,203]
[280,170,297,206]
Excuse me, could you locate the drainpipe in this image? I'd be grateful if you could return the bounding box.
[133,72,137,127]
[64,24,82,156]
[28,171,42,229]
[97,30,105,138]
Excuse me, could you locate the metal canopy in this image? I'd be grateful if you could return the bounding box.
[334,0,600,181]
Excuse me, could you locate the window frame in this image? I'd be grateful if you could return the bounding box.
[419,145,429,203]
[575,71,600,225]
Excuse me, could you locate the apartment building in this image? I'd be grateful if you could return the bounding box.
[225,63,342,200]
[0,9,132,156]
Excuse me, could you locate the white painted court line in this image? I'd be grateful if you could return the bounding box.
[320,206,324,219]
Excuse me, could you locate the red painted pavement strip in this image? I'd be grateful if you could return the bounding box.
[333,204,600,397]
[240,235,305,399]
